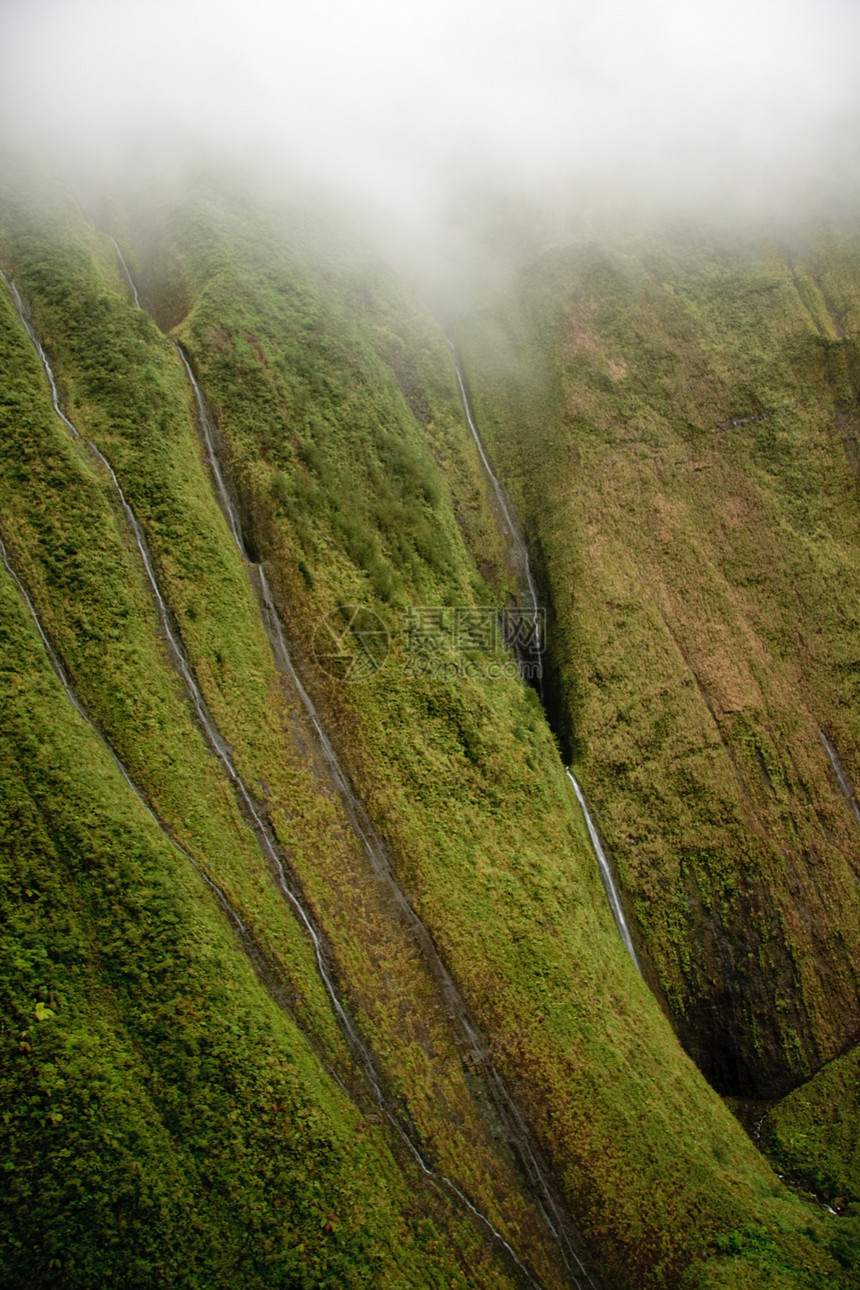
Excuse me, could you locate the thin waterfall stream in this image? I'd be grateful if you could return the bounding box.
[0,269,361,1057]
[5,276,80,439]
[565,772,641,971]
[819,728,860,830]
[173,341,598,1290]
[0,534,248,941]
[4,278,374,1099]
[449,343,541,636]
[109,237,141,309]
[7,255,594,1289]
[1,488,450,1207]
[449,345,641,976]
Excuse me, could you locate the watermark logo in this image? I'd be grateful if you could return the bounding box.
[403,605,544,681]
[312,604,391,681]
[312,604,544,683]
[406,603,542,652]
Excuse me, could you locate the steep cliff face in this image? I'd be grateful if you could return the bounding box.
[1,164,859,1288]
[457,227,860,1103]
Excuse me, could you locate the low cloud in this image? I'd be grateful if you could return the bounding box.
[2,0,859,257]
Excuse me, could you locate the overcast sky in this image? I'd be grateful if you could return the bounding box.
[2,0,859,246]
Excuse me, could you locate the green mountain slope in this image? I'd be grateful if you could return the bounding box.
[0,514,482,1290]
[1,164,859,1288]
[458,225,860,1100]
[761,1040,860,1207]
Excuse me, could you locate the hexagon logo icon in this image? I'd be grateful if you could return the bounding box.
[312,604,390,682]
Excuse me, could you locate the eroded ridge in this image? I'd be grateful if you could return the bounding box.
[173,335,598,1287]
[12,256,572,1290]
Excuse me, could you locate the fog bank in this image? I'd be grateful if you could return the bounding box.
[2,0,859,261]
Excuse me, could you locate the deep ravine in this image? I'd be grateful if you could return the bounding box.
[449,341,541,642]
[170,331,600,1290]
[449,345,641,975]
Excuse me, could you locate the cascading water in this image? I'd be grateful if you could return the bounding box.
[4,274,378,1082]
[449,344,543,689]
[3,273,80,439]
[176,338,598,1290]
[84,435,393,1094]
[111,237,142,309]
[0,533,245,937]
[450,344,641,976]
[256,568,598,1290]
[176,346,245,553]
[10,253,580,1290]
[566,772,641,971]
[1,519,427,1134]
[819,728,860,830]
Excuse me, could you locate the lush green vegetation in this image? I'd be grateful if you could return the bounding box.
[0,543,482,1289]
[0,171,529,1289]
[761,1041,860,1207]
[458,225,860,1104]
[0,199,348,1074]
[2,162,859,1287]
[118,178,858,1287]
[1,177,576,1287]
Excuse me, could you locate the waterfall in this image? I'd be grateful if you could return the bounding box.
[3,271,80,439]
[178,365,597,1288]
[255,565,597,1289]
[107,249,595,1288]
[111,237,142,309]
[819,728,860,830]
[84,436,393,1095]
[3,273,384,1099]
[175,346,245,553]
[566,771,641,972]
[449,344,542,677]
[0,533,245,935]
[451,342,640,977]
